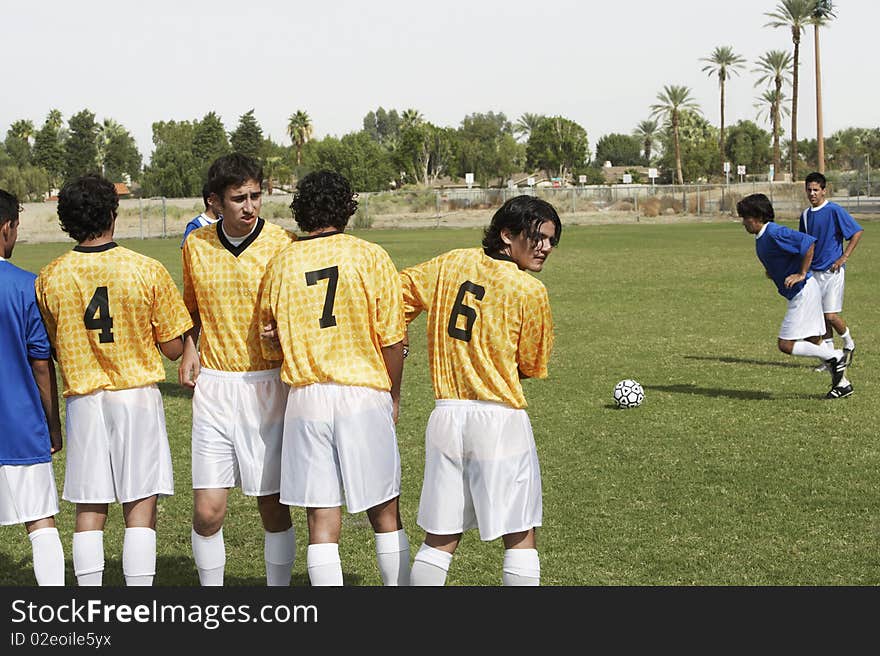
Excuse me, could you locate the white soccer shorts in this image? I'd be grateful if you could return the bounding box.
[280,383,401,514]
[63,386,174,504]
[779,276,827,341]
[417,400,543,542]
[191,367,286,496]
[0,462,59,525]
[812,268,845,315]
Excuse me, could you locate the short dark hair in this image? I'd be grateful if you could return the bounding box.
[207,153,263,199]
[0,188,20,227]
[805,171,827,189]
[57,174,119,243]
[290,170,358,233]
[736,193,775,223]
[482,195,562,254]
[201,182,211,209]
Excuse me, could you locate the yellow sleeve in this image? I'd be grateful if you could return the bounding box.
[257,257,283,362]
[517,283,554,379]
[399,258,435,326]
[375,252,405,347]
[152,264,193,343]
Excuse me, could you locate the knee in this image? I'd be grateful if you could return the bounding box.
[193,502,226,536]
[367,498,402,533]
[257,495,292,531]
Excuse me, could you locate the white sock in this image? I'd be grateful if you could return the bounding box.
[265,527,296,587]
[502,548,540,586]
[410,543,452,586]
[192,527,225,586]
[123,527,156,586]
[791,341,837,361]
[73,530,104,586]
[823,337,835,349]
[374,529,410,586]
[306,543,343,586]
[841,329,854,350]
[29,527,64,586]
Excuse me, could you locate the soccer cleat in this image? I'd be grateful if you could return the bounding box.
[843,346,855,367]
[825,357,845,389]
[825,384,854,399]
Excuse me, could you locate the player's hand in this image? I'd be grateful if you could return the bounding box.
[391,397,400,425]
[178,349,200,388]
[783,272,805,289]
[49,430,63,455]
[261,321,280,345]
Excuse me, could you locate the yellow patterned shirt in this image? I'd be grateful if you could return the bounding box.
[259,231,405,390]
[35,243,192,397]
[183,219,294,372]
[399,248,554,409]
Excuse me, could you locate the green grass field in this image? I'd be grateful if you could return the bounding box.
[3,218,878,586]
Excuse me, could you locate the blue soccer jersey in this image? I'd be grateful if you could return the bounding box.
[0,259,53,464]
[755,222,817,300]
[180,213,218,248]
[798,201,863,271]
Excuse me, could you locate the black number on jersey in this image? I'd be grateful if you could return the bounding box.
[305,266,339,329]
[83,286,114,343]
[447,280,485,342]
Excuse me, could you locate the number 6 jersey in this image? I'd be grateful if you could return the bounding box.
[35,243,192,396]
[399,248,554,409]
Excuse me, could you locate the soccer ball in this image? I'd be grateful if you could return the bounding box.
[613,379,644,409]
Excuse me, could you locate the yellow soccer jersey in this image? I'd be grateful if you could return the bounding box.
[400,247,554,409]
[259,231,405,390]
[35,243,193,397]
[183,218,294,372]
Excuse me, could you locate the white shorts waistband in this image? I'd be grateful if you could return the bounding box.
[199,367,281,382]
[434,399,516,410]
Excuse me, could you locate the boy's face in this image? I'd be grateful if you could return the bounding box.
[504,219,557,272]
[806,181,826,208]
[741,215,763,235]
[218,179,262,237]
[1,217,19,258]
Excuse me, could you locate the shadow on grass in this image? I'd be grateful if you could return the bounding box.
[641,383,772,400]
[684,354,802,369]
[158,381,195,399]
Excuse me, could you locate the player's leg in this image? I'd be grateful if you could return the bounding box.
[73,504,108,586]
[122,495,158,586]
[367,496,410,586]
[306,506,343,586]
[501,528,540,586]
[257,493,295,586]
[25,516,64,586]
[192,487,229,586]
[410,532,460,586]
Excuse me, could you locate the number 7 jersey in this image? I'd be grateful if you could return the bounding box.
[399,248,554,409]
[35,243,193,396]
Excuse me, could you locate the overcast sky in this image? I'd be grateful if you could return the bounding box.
[5,1,877,160]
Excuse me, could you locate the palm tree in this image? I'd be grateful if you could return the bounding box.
[765,0,813,181]
[286,110,312,166]
[811,0,836,173]
[97,118,125,178]
[400,108,424,130]
[632,119,660,164]
[755,87,791,180]
[514,113,543,142]
[754,49,793,181]
[700,46,746,159]
[650,85,700,184]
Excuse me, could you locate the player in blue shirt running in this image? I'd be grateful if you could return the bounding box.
[0,189,65,585]
[737,193,853,399]
[180,182,221,248]
[799,172,863,369]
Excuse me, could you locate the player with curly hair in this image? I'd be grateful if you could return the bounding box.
[258,170,410,586]
[35,174,192,586]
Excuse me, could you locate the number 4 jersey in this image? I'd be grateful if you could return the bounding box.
[399,248,554,409]
[258,231,405,391]
[35,243,192,396]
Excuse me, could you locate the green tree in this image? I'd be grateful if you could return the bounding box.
[33,110,66,194]
[810,0,836,173]
[229,109,263,160]
[287,110,313,167]
[192,111,230,177]
[5,120,34,168]
[362,107,401,148]
[754,49,793,180]
[658,110,719,182]
[141,120,200,198]
[305,131,396,192]
[700,46,746,159]
[525,116,589,184]
[514,113,544,143]
[396,122,456,187]
[724,120,772,175]
[99,119,142,183]
[594,133,642,167]
[455,112,521,187]
[650,85,700,184]
[64,109,100,181]
[766,0,813,181]
[632,119,660,164]
[400,109,424,130]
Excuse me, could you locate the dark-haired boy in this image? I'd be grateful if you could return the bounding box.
[179,153,296,586]
[181,182,221,248]
[400,194,561,586]
[35,174,192,586]
[737,192,852,398]
[0,189,65,585]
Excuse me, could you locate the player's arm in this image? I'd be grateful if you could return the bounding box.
[381,341,405,424]
[178,315,202,388]
[784,243,815,289]
[159,335,185,361]
[29,357,63,454]
[834,228,863,272]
